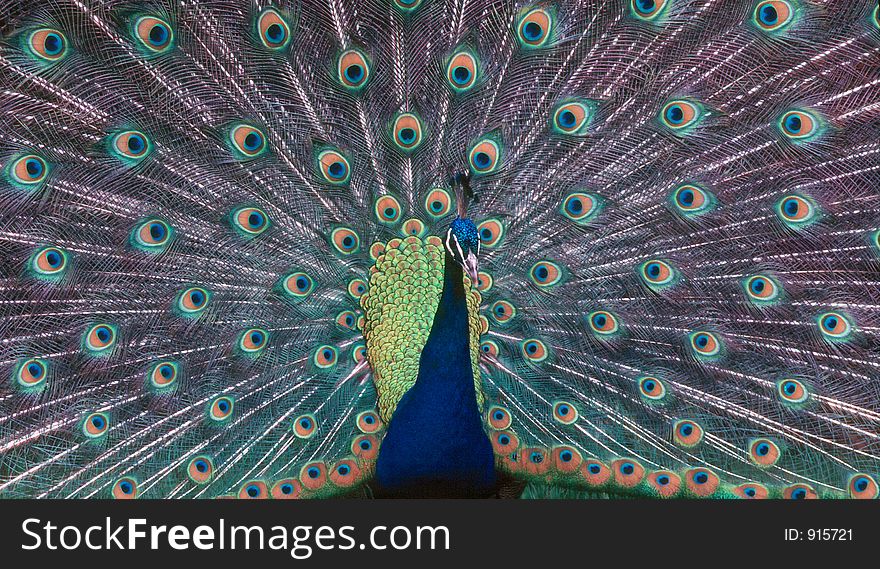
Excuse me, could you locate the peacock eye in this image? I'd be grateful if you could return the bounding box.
[447,49,478,91]
[229,124,268,158]
[673,419,703,447]
[231,206,270,236]
[468,138,501,175]
[753,1,795,32]
[318,149,351,184]
[689,330,721,358]
[9,154,49,187]
[638,376,667,402]
[331,227,360,255]
[517,8,553,48]
[111,131,151,161]
[817,311,852,341]
[374,195,402,224]
[588,310,620,336]
[749,438,780,467]
[257,8,291,49]
[776,194,818,228]
[31,246,69,279]
[670,184,715,217]
[744,274,781,304]
[560,192,602,224]
[133,16,174,53]
[778,109,820,142]
[132,218,172,251]
[660,100,702,131]
[28,29,69,61]
[314,345,338,369]
[338,49,371,90]
[777,378,809,404]
[631,0,670,21]
[552,101,594,136]
[392,114,423,152]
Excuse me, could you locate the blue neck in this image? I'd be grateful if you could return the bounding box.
[375,252,496,497]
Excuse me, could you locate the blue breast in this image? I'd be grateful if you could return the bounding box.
[375,253,496,497]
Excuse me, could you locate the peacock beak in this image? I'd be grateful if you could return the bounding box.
[464,251,479,286]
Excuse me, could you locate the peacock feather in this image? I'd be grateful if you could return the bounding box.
[1,0,879,500]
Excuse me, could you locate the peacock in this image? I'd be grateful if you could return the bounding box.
[1,0,879,500]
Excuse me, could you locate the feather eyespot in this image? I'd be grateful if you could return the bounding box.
[318,149,351,184]
[661,100,702,131]
[777,378,809,404]
[424,188,453,218]
[673,419,704,447]
[336,310,357,330]
[490,300,516,324]
[8,154,49,187]
[468,138,501,175]
[352,343,367,363]
[229,124,267,158]
[521,339,548,362]
[375,195,402,224]
[112,477,138,499]
[232,206,270,236]
[612,459,645,488]
[338,49,370,90]
[133,219,171,249]
[177,287,211,315]
[283,272,314,298]
[638,376,667,402]
[133,16,174,53]
[293,414,317,439]
[487,406,512,430]
[552,101,593,136]
[848,474,878,500]
[553,401,578,425]
[817,311,852,342]
[27,29,68,61]
[111,131,151,161]
[671,184,714,217]
[313,345,338,369]
[31,246,68,279]
[776,194,818,228]
[401,218,426,238]
[238,481,269,499]
[475,271,493,292]
[784,483,817,500]
[257,8,291,50]
[560,192,601,224]
[187,456,214,484]
[272,479,304,499]
[391,113,423,152]
[744,275,781,304]
[85,324,117,354]
[647,470,681,498]
[553,446,583,473]
[689,330,721,359]
[519,447,551,476]
[686,467,720,497]
[581,459,612,486]
[492,430,519,455]
[753,1,794,32]
[357,410,383,434]
[631,0,670,21]
[476,218,504,248]
[446,49,478,92]
[148,361,179,390]
[393,0,422,12]
[15,358,48,391]
[330,459,362,487]
[208,396,234,422]
[733,483,769,499]
[347,278,367,299]
[589,310,620,336]
[331,227,360,254]
[300,462,328,491]
[778,109,820,141]
[749,438,780,467]
[530,261,563,287]
[639,259,677,289]
[517,8,552,48]
[480,340,500,358]
[352,434,379,460]
[83,412,110,439]
[239,328,268,354]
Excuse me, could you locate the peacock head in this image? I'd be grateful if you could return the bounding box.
[445,217,480,284]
